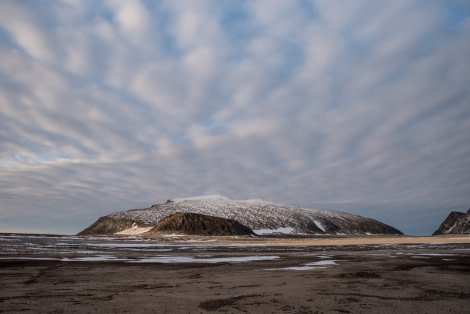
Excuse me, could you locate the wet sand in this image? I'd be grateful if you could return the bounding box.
[1,235,469,313]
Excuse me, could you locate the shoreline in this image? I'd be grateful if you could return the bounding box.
[2,232,470,246]
[1,233,469,313]
[113,233,470,246]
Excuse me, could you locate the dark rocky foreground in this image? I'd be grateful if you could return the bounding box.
[0,234,469,313]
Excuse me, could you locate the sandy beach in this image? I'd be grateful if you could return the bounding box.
[1,234,469,313]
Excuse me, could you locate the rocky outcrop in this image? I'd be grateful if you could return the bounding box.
[78,196,403,236]
[432,209,470,235]
[78,217,142,236]
[146,212,255,236]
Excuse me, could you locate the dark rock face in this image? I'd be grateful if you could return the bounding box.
[146,212,255,236]
[432,209,470,235]
[78,217,143,236]
[336,218,403,235]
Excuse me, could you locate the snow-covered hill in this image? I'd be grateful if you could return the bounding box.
[78,195,402,236]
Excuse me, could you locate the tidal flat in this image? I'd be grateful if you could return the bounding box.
[1,234,469,313]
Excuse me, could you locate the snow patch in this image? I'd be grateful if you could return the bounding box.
[169,195,229,202]
[62,255,121,262]
[269,260,339,271]
[408,253,458,257]
[133,255,279,263]
[254,227,295,235]
[60,255,279,263]
[312,219,325,232]
[115,224,153,235]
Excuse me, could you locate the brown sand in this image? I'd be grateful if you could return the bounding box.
[1,235,469,313]
[160,234,470,246]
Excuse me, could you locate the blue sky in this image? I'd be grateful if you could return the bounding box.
[0,0,469,235]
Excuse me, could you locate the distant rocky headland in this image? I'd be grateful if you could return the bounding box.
[78,195,403,237]
[433,209,470,235]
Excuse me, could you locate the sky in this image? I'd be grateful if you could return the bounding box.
[0,0,469,236]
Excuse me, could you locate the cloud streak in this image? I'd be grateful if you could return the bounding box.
[0,0,469,235]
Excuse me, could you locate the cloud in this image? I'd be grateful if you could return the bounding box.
[110,0,150,35]
[0,1,55,63]
[0,0,469,235]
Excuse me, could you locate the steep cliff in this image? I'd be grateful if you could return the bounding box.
[432,209,470,235]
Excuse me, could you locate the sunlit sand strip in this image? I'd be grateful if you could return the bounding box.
[152,234,470,246]
[244,235,470,246]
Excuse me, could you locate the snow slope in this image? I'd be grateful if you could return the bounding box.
[79,196,402,236]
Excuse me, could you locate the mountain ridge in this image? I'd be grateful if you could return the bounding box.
[78,196,403,236]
